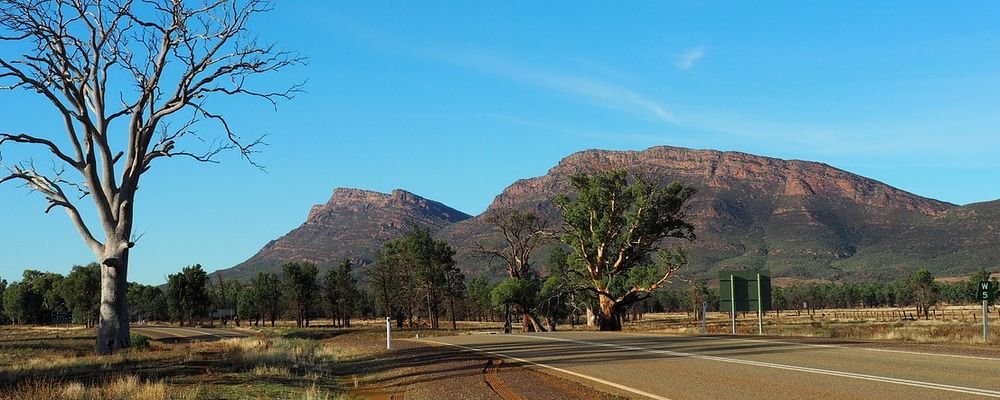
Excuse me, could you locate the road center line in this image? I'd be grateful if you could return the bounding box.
[410,338,674,400]
[707,335,1000,361]
[514,335,1000,398]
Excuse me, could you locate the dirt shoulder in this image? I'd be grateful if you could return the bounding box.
[329,333,624,400]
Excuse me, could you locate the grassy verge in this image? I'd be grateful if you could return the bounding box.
[0,326,395,400]
[626,308,1000,345]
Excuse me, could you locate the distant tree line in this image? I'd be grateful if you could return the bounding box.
[0,263,993,328]
[0,264,163,326]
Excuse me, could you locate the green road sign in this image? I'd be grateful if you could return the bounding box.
[720,270,772,312]
[978,281,996,301]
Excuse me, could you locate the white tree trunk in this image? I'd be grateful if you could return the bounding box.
[96,246,131,354]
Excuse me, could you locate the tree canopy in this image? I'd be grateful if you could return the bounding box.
[554,170,695,330]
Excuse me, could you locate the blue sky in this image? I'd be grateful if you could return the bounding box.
[3,1,1000,284]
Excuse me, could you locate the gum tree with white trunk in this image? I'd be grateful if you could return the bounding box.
[0,0,302,354]
[554,170,696,331]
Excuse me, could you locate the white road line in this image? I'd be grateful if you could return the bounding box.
[132,327,186,338]
[710,336,1000,361]
[411,338,674,400]
[515,334,1000,398]
[618,332,1000,361]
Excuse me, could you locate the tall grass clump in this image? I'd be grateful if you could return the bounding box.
[197,338,322,372]
[1,375,166,400]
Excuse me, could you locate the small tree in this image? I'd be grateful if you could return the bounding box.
[251,272,282,327]
[491,277,539,333]
[165,265,209,326]
[324,259,357,328]
[61,264,101,327]
[236,285,258,326]
[370,244,412,328]
[283,262,318,328]
[478,208,550,332]
[554,170,695,331]
[902,268,938,319]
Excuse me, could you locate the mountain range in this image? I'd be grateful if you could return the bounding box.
[217,146,1000,283]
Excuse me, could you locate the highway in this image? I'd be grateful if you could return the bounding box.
[131,325,247,342]
[414,332,1000,400]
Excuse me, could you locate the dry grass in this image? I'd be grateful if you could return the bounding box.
[0,375,171,400]
[0,326,371,399]
[628,307,1000,345]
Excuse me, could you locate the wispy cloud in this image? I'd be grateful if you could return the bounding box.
[676,46,706,71]
[446,51,675,123]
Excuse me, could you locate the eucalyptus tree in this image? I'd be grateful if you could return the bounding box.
[282,262,319,328]
[0,0,303,353]
[478,208,550,332]
[554,170,696,331]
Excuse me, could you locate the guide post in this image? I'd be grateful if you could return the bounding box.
[978,281,996,341]
[386,316,392,350]
[701,301,708,335]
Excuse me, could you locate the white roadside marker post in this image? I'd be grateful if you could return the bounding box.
[386,316,392,350]
[730,274,736,335]
[984,299,989,342]
[701,301,708,335]
[757,272,764,335]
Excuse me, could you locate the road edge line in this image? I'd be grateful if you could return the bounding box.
[408,338,674,400]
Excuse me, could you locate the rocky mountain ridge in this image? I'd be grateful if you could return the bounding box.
[218,146,998,282]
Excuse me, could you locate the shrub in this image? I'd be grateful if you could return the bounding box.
[130,333,150,349]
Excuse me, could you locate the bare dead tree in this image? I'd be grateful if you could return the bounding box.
[477,208,551,278]
[477,207,551,332]
[0,0,304,354]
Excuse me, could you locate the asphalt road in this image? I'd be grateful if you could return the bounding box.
[131,325,247,342]
[414,332,1000,400]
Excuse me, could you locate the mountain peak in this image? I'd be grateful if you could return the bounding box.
[535,146,952,215]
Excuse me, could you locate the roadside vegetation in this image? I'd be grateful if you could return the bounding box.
[0,325,398,399]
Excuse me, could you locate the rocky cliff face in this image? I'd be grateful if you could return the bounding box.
[439,146,964,281]
[223,188,470,280]
[486,147,950,215]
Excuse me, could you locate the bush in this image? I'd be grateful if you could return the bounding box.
[130,333,150,349]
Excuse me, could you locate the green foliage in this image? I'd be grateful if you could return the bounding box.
[537,276,571,328]
[2,270,65,324]
[250,272,283,326]
[465,276,495,321]
[3,281,40,324]
[490,277,538,309]
[324,259,358,327]
[369,226,462,329]
[554,170,696,329]
[128,283,167,322]
[282,262,319,328]
[546,246,571,281]
[129,333,150,349]
[166,265,210,326]
[60,264,100,327]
